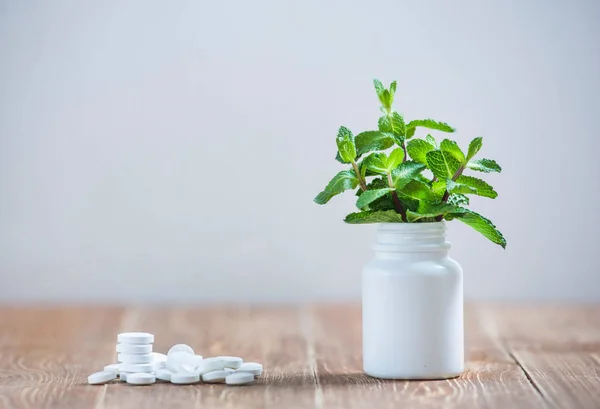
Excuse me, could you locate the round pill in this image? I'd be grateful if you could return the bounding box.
[167,344,194,357]
[236,362,263,376]
[218,356,243,369]
[118,353,153,364]
[151,352,167,362]
[202,369,234,383]
[104,363,120,374]
[88,371,117,385]
[119,372,133,381]
[117,332,154,344]
[155,368,173,381]
[119,362,154,373]
[126,372,156,385]
[226,372,255,385]
[197,357,225,375]
[116,343,152,354]
[171,372,200,384]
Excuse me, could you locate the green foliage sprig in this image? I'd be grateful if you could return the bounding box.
[314,79,506,248]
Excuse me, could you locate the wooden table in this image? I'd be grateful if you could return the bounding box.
[1,304,599,409]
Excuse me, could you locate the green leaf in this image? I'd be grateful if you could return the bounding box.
[452,210,506,248]
[391,161,426,187]
[354,131,395,158]
[447,193,469,206]
[426,150,462,179]
[362,153,388,175]
[432,180,447,200]
[466,137,483,161]
[467,158,502,173]
[425,134,437,148]
[451,175,498,199]
[314,170,359,204]
[356,188,394,209]
[406,119,455,136]
[387,148,405,171]
[336,126,356,163]
[398,180,437,202]
[406,203,464,222]
[373,79,385,97]
[440,139,466,164]
[390,81,397,96]
[378,112,406,141]
[344,210,405,224]
[406,139,435,165]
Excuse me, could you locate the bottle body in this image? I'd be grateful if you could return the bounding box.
[362,222,464,379]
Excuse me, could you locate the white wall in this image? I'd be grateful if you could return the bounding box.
[1,0,599,302]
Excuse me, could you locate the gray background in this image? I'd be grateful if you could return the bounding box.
[1,0,599,303]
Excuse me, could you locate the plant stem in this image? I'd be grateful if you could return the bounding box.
[352,161,367,191]
[435,166,465,221]
[401,141,407,162]
[387,172,407,222]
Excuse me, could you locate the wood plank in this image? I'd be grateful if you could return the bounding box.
[97,306,317,409]
[311,303,546,409]
[482,304,600,409]
[0,306,124,409]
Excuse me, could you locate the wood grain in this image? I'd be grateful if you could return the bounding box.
[0,304,598,409]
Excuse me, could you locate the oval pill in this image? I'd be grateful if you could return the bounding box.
[126,372,156,385]
[119,362,154,373]
[117,332,154,344]
[119,372,133,381]
[116,343,152,354]
[235,362,263,376]
[88,371,117,385]
[197,357,225,375]
[218,356,243,369]
[202,369,233,383]
[155,368,173,381]
[225,372,255,385]
[118,353,153,364]
[171,372,200,384]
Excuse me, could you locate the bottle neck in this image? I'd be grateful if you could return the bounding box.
[374,221,450,258]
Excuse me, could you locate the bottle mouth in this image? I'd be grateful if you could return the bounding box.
[375,221,449,252]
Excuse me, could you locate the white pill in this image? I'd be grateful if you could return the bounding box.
[126,372,156,385]
[119,362,154,373]
[167,344,194,357]
[151,352,167,362]
[118,353,153,363]
[171,372,200,384]
[104,363,120,374]
[155,368,173,381]
[117,332,154,344]
[236,362,263,376]
[88,371,117,385]
[119,372,133,381]
[197,357,225,375]
[218,356,243,369]
[226,372,255,385]
[116,343,152,354]
[167,351,194,373]
[202,369,234,383]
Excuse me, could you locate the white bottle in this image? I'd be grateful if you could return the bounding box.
[362,221,463,379]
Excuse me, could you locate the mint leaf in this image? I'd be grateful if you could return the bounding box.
[387,148,404,171]
[344,210,404,224]
[355,131,395,158]
[467,158,502,173]
[406,203,464,222]
[452,175,498,199]
[451,209,506,248]
[362,153,388,174]
[440,139,466,164]
[390,81,397,96]
[336,126,356,163]
[356,188,394,209]
[378,112,406,143]
[426,134,437,148]
[398,179,436,202]
[426,150,462,179]
[406,139,435,165]
[373,79,385,98]
[466,137,483,161]
[448,193,469,206]
[391,161,426,187]
[406,119,455,139]
[314,170,359,204]
[432,180,447,199]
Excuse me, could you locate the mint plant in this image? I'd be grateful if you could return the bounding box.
[314,79,506,248]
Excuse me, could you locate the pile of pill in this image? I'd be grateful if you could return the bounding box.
[87,332,262,387]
